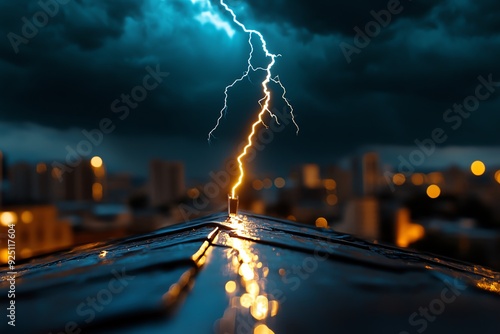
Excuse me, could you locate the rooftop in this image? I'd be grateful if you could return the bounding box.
[1,213,499,333]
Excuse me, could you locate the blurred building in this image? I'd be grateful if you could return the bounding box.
[352,152,380,197]
[62,159,105,202]
[106,173,135,203]
[326,165,353,205]
[443,166,468,196]
[335,197,379,240]
[149,160,185,207]
[6,158,106,204]
[0,205,73,263]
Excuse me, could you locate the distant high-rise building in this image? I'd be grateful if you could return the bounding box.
[352,152,380,197]
[54,157,106,202]
[149,160,185,207]
[61,161,94,201]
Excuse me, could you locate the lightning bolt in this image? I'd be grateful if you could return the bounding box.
[207,0,299,199]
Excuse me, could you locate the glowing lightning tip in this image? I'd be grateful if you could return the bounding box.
[228,195,239,217]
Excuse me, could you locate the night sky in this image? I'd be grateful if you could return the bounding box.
[1,0,500,179]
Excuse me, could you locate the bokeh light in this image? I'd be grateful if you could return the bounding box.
[471,160,486,176]
[315,217,328,228]
[90,156,103,168]
[392,173,406,186]
[426,184,441,199]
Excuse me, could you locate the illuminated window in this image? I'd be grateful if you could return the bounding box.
[471,160,485,176]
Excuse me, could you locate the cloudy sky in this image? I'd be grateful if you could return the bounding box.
[1,0,500,179]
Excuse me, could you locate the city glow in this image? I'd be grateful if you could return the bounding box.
[471,160,486,176]
[426,184,441,199]
[0,212,17,226]
[90,156,103,168]
[392,173,406,186]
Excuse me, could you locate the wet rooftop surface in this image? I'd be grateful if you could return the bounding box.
[1,212,500,334]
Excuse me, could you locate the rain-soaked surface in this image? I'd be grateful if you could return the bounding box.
[1,212,499,333]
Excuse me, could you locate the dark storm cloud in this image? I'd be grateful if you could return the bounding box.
[245,0,437,35]
[0,0,500,175]
[0,0,245,137]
